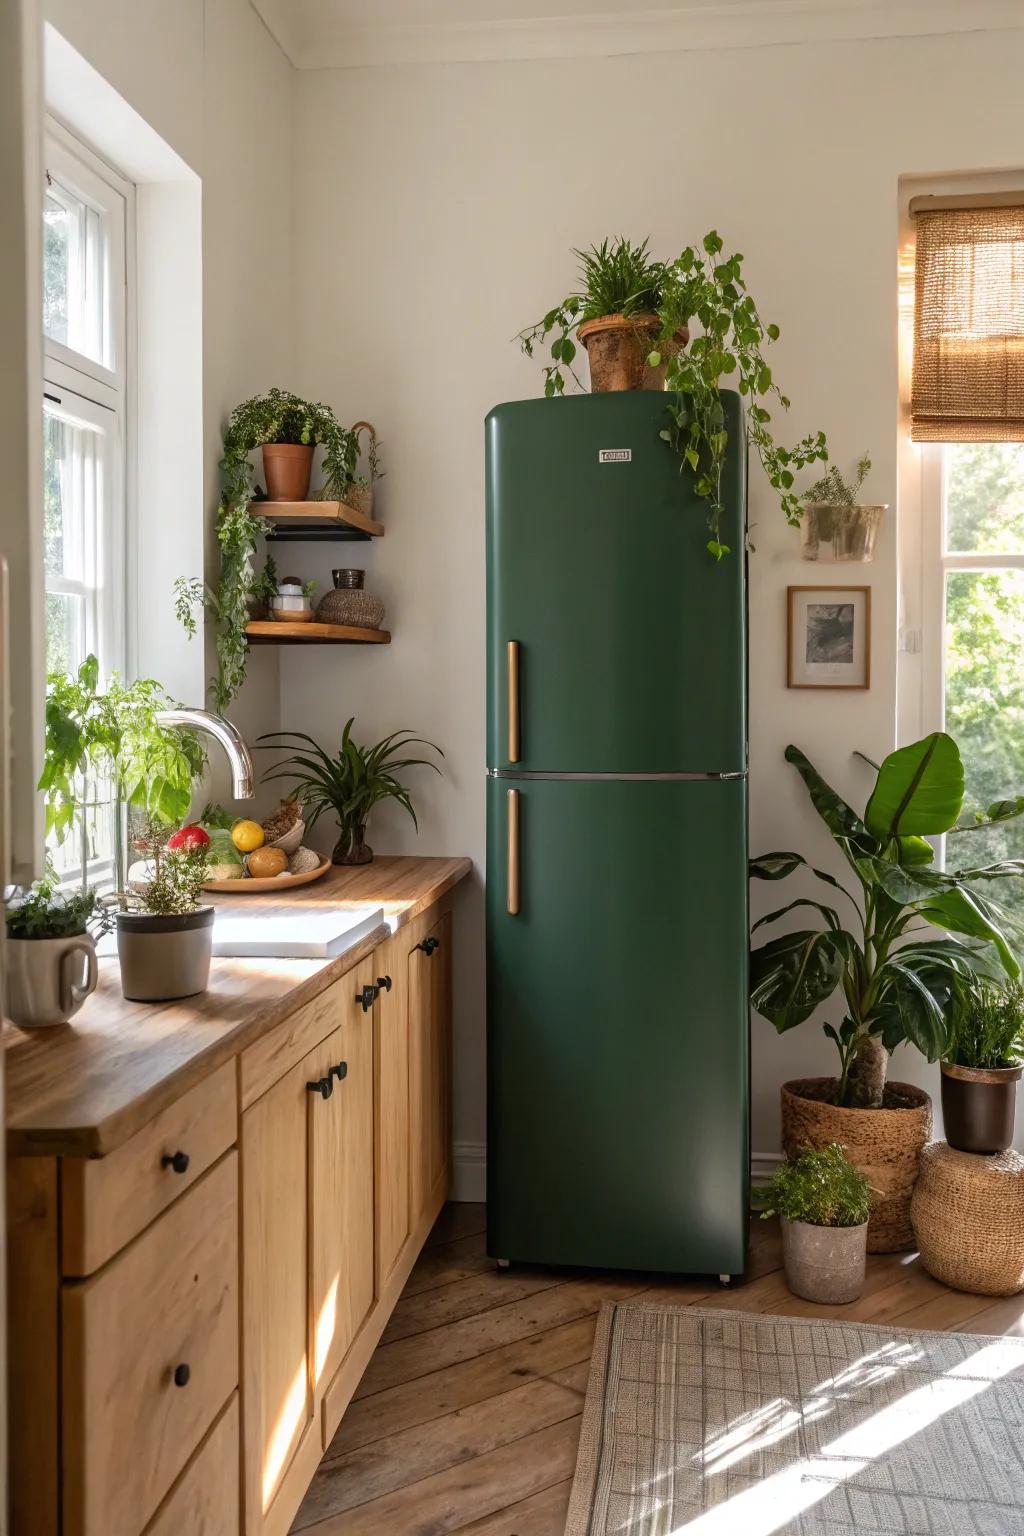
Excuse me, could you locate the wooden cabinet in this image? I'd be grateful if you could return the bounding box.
[408,910,452,1227]
[374,930,411,1292]
[145,1394,240,1536]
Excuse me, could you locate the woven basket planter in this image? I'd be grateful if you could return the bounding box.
[781,1078,932,1253]
[315,587,385,630]
[911,1142,1024,1295]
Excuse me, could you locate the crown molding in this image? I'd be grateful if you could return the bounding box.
[250,0,1024,70]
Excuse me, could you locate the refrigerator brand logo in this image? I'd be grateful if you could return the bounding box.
[598,448,632,463]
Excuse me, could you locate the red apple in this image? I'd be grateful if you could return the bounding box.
[167,824,211,852]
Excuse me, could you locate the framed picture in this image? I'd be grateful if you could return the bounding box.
[787,585,871,689]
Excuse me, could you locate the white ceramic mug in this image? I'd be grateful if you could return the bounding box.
[5,934,98,1028]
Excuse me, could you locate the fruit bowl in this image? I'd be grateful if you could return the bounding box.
[202,855,330,894]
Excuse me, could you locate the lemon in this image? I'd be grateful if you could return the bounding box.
[231,818,265,853]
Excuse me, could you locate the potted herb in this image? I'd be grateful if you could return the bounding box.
[761,1144,872,1304]
[5,877,109,1028]
[258,718,443,865]
[751,731,1024,1250]
[801,452,887,562]
[517,231,828,558]
[174,389,363,709]
[941,979,1024,1154]
[116,830,213,1001]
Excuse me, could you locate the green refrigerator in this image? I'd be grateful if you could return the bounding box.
[485,390,750,1279]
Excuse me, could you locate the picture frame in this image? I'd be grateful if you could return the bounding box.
[787,585,871,690]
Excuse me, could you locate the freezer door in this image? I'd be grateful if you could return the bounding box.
[486,391,746,773]
[486,775,749,1275]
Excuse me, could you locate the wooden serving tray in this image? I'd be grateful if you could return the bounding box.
[203,858,331,894]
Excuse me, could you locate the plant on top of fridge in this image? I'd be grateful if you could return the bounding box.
[749,731,1024,1110]
[516,233,828,559]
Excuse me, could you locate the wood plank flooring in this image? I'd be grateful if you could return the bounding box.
[292,1202,1024,1535]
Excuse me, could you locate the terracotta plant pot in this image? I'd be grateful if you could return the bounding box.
[781,1216,868,1304]
[781,1078,932,1253]
[578,313,666,393]
[332,824,373,866]
[262,443,314,501]
[941,1061,1021,1155]
[5,934,98,1028]
[116,908,214,1002]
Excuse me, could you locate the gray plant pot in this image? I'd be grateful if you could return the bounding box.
[780,1216,869,1304]
[5,933,98,1028]
[116,907,214,1002]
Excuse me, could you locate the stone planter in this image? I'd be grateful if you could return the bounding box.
[941,1061,1021,1155]
[781,1078,932,1253]
[5,933,98,1028]
[116,907,214,1002]
[781,1216,868,1304]
[800,502,887,562]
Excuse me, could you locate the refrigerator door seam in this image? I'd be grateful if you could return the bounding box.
[486,769,747,781]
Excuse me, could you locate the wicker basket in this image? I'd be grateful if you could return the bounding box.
[315,587,385,630]
[781,1078,932,1253]
[911,1142,1024,1295]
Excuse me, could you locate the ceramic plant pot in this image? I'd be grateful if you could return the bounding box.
[262,443,314,501]
[781,1078,932,1253]
[781,1216,868,1304]
[5,933,98,1028]
[578,313,663,392]
[332,824,373,866]
[116,907,214,1002]
[941,1061,1022,1155]
[800,502,887,562]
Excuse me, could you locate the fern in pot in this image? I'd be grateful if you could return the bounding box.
[941,978,1024,1154]
[761,1143,873,1305]
[257,719,443,865]
[116,827,213,1002]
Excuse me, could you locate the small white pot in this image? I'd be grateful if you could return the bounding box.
[5,934,98,1028]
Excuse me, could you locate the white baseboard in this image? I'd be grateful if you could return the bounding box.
[449,1144,781,1201]
[451,1140,487,1202]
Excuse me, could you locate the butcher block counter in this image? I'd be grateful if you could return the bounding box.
[6,853,472,1536]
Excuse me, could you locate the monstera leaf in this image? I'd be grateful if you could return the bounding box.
[864,732,964,842]
[749,928,855,1032]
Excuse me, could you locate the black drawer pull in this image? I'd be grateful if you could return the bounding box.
[173,1363,191,1388]
[306,1075,334,1099]
[330,1061,348,1082]
[161,1150,190,1175]
[377,974,392,992]
[356,983,379,1012]
[415,936,440,957]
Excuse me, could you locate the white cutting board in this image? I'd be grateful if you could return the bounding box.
[211,904,384,959]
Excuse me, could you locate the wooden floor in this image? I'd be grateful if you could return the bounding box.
[292,1202,1024,1535]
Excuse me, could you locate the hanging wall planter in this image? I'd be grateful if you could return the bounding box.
[801,501,887,562]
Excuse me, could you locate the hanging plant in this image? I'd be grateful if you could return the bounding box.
[174,389,361,711]
[517,232,829,559]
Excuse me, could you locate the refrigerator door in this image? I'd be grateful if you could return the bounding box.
[486,774,749,1275]
[486,390,746,774]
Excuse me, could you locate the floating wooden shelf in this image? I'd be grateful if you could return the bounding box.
[245,621,391,646]
[252,499,384,541]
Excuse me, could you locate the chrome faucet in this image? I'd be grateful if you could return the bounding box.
[154,708,255,799]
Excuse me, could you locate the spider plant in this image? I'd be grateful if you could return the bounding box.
[257,720,443,865]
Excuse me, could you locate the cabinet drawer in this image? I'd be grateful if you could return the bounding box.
[62,1061,237,1276]
[144,1394,239,1536]
[62,1153,239,1536]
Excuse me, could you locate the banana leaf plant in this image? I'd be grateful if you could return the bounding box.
[257,720,443,865]
[750,733,1024,1109]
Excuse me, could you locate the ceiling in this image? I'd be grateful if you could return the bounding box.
[250,0,1024,70]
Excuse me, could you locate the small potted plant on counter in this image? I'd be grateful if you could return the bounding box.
[4,876,109,1028]
[800,452,887,562]
[116,825,213,1002]
[761,1143,872,1304]
[257,718,443,865]
[941,978,1024,1154]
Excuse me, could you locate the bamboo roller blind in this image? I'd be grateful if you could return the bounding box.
[912,202,1024,442]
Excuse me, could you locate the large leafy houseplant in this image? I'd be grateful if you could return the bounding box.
[174,389,361,710]
[750,733,1024,1109]
[517,233,828,559]
[257,719,443,865]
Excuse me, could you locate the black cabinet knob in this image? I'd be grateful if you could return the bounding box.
[415,936,440,957]
[330,1061,348,1082]
[356,983,379,1012]
[173,1363,190,1388]
[161,1150,190,1175]
[377,974,392,992]
[306,1075,334,1099]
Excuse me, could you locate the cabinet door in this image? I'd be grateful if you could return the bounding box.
[241,1053,317,1536]
[408,912,452,1227]
[375,933,411,1292]
[310,958,376,1413]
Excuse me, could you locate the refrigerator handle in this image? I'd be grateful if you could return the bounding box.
[507,788,520,915]
[507,640,520,763]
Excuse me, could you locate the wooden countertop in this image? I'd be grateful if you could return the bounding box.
[4,855,471,1159]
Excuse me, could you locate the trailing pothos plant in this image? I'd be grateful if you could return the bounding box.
[517,232,828,559]
[174,389,361,710]
[750,733,1024,1110]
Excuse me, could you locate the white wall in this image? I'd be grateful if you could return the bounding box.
[284,25,1024,1168]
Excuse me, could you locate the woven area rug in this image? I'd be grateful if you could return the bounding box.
[564,1303,1024,1536]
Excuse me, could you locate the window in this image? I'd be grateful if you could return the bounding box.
[42,122,131,880]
